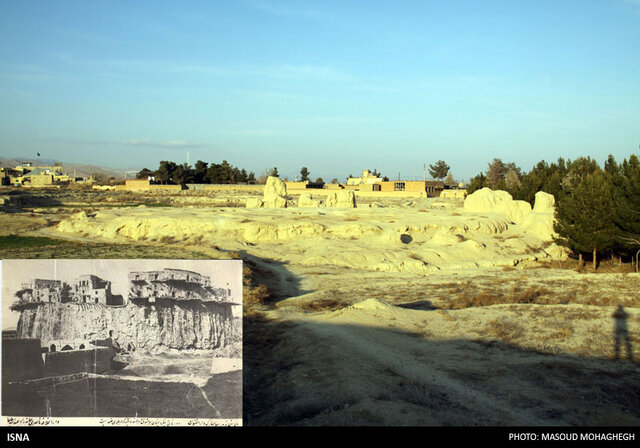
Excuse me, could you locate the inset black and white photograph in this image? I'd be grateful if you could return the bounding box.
[1,259,242,426]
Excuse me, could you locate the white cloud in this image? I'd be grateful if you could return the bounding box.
[123,139,203,149]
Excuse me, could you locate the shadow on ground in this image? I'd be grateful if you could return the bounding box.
[237,250,312,302]
[243,314,640,426]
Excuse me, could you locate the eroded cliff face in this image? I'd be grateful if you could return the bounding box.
[16,301,237,352]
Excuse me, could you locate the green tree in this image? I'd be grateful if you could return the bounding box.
[613,155,640,269]
[554,170,616,270]
[136,168,155,180]
[513,158,568,205]
[604,154,620,177]
[561,156,600,191]
[193,160,208,183]
[444,172,456,187]
[486,158,506,189]
[218,160,234,184]
[171,163,193,186]
[156,161,177,184]
[505,168,521,193]
[466,173,486,195]
[300,167,310,182]
[205,163,222,184]
[428,160,450,180]
[268,167,279,178]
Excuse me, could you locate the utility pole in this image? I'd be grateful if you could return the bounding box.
[423,164,426,181]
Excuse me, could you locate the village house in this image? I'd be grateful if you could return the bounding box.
[14,275,123,306]
[16,279,65,303]
[129,268,232,303]
[71,274,123,305]
[346,169,383,186]
[377,180,445,196]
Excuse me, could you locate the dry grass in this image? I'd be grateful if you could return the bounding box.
[200,199,243,208]
[299,299,348,313]
[582,294,620,307]
[446,292,504,309]
[482,318,525,342]
[436,309,457,321]
[444,285,561,309]
[0,214,50,235]
[244,284,271,306]
[242,310,299,424]
[241,262,274,306]
[0,237,214,260]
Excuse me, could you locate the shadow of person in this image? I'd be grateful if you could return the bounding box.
[612,305,633,361]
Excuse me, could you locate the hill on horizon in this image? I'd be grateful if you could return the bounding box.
[0,157,138,179]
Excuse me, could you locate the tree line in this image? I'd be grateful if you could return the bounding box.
[467,154,640,269]
[137,160,257,185]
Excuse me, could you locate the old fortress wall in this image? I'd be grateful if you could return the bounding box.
[12,268,238,353]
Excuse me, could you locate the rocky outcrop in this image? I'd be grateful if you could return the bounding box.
[464,189,557,241]
[463,188,531,224]
[263,176,287,208]
[298,192,320,207]
[246,197,264,208]
[532,191,555,214]
[522,191,556,241]
[246,176,288,208]
[326,190,356,208]
[16,301,237,353]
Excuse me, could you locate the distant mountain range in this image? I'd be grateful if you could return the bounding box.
[0,157,139,179]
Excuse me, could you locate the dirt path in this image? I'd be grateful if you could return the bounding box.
[249,303,640,426]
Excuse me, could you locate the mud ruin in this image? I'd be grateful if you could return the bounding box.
[8,265,239,383]
[16,274,124,306]
[129,268,232,304]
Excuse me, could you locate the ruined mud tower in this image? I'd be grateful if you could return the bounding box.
[13,268,239,352]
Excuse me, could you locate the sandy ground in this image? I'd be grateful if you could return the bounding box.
[2,187,639,426]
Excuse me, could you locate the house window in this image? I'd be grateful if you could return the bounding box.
[394,182,405,191]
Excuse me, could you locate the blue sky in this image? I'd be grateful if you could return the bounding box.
[0,0,639,182]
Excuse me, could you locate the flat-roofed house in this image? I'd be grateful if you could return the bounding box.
[378,180,445,197]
